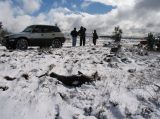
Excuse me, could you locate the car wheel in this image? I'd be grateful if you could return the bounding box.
[52,39,62,48]
[6,45,13,50]
[6,43,16,50]
[16,39,28,50]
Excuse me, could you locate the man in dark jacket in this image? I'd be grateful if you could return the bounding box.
[78,26,86,46]
[82,27,86,46]
[78,26,83,46]
[70,28,78,47]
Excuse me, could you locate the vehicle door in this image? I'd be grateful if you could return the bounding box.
[29,26,45,46]
[42,26,56,45]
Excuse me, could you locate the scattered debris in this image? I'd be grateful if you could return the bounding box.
[0,86,9,91]
[141,107,153,118]
[4,76,16,81]
[109,100,119,107]
[55,105,61,119]
[49,71,100,87]
[128,69,136,73]
[125,107,132,118]
[84,107,93,116]
[21,74,29,80]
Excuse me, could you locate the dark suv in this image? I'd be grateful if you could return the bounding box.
[2,25,66,50]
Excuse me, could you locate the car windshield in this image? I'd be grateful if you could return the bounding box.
[23,26,34,32]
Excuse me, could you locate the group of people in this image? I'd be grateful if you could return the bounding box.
[70,26,98,47]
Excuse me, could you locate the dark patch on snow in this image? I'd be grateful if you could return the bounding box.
[4,76,16,81]
[0,86,9,91]
[21,74,29,80]
[49,71,100,87]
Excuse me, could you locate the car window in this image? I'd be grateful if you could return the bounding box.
[52,26,61,32]
[23,26,34,32]
[43,27,51,33]
[42,26,61,33]
[33,26,43,33]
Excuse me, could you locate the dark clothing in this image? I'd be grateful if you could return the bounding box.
[80,36,85,46]
[71,29,78,47]
[80,37,83,46]
[78,27,86,46]
[70,30,78,37]
[93,32,98,45]
[72,37,77,47]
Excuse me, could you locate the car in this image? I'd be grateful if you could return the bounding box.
[2,25,66,50]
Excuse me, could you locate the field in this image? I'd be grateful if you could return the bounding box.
[0,38,160,119]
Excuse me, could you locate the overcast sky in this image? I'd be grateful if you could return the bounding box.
[0,0,160,36]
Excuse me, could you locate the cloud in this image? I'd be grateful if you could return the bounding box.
[81,1,92,10]
[0,0,45,32]
[16,0,42,14]
[135,0,160,11]
[86,0,135,7]
[0,0,160,37]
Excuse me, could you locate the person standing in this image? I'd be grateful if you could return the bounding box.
[82,27,86,46]
[78,26,83,46]
[92,30,98,45]
[70,28,78,47]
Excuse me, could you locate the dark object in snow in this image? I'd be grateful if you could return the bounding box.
[121,58,128,62]
[140,40,148,46]
[21,74,29,80]
[153,84,160,92]
[55,105,61,119]
[128,69,136,73]
[125,107,132,118]
[110,45,121,56]
[4,76,16,81]
[109,100,119,107]
[121,58,132,64]
[38,73,48,78]
[1,54,6,57]
[49,71,100,87]
[141,107,153,118]
[108,63,118,68]
[84,107,92,116]
[138,50,148,56]
[103,42,111,47]
[0,86,9,91]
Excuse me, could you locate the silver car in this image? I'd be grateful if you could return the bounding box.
[3,25,66,50]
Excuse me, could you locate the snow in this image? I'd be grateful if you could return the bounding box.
[0,38,160,119]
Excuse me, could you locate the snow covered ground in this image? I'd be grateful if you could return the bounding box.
[0,38,160,119]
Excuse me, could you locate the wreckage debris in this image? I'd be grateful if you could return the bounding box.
[0,86,9,91]
[21,74,29,80]
[49,71,100,87]
[128,69,136,73]
[4,76,16,81]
